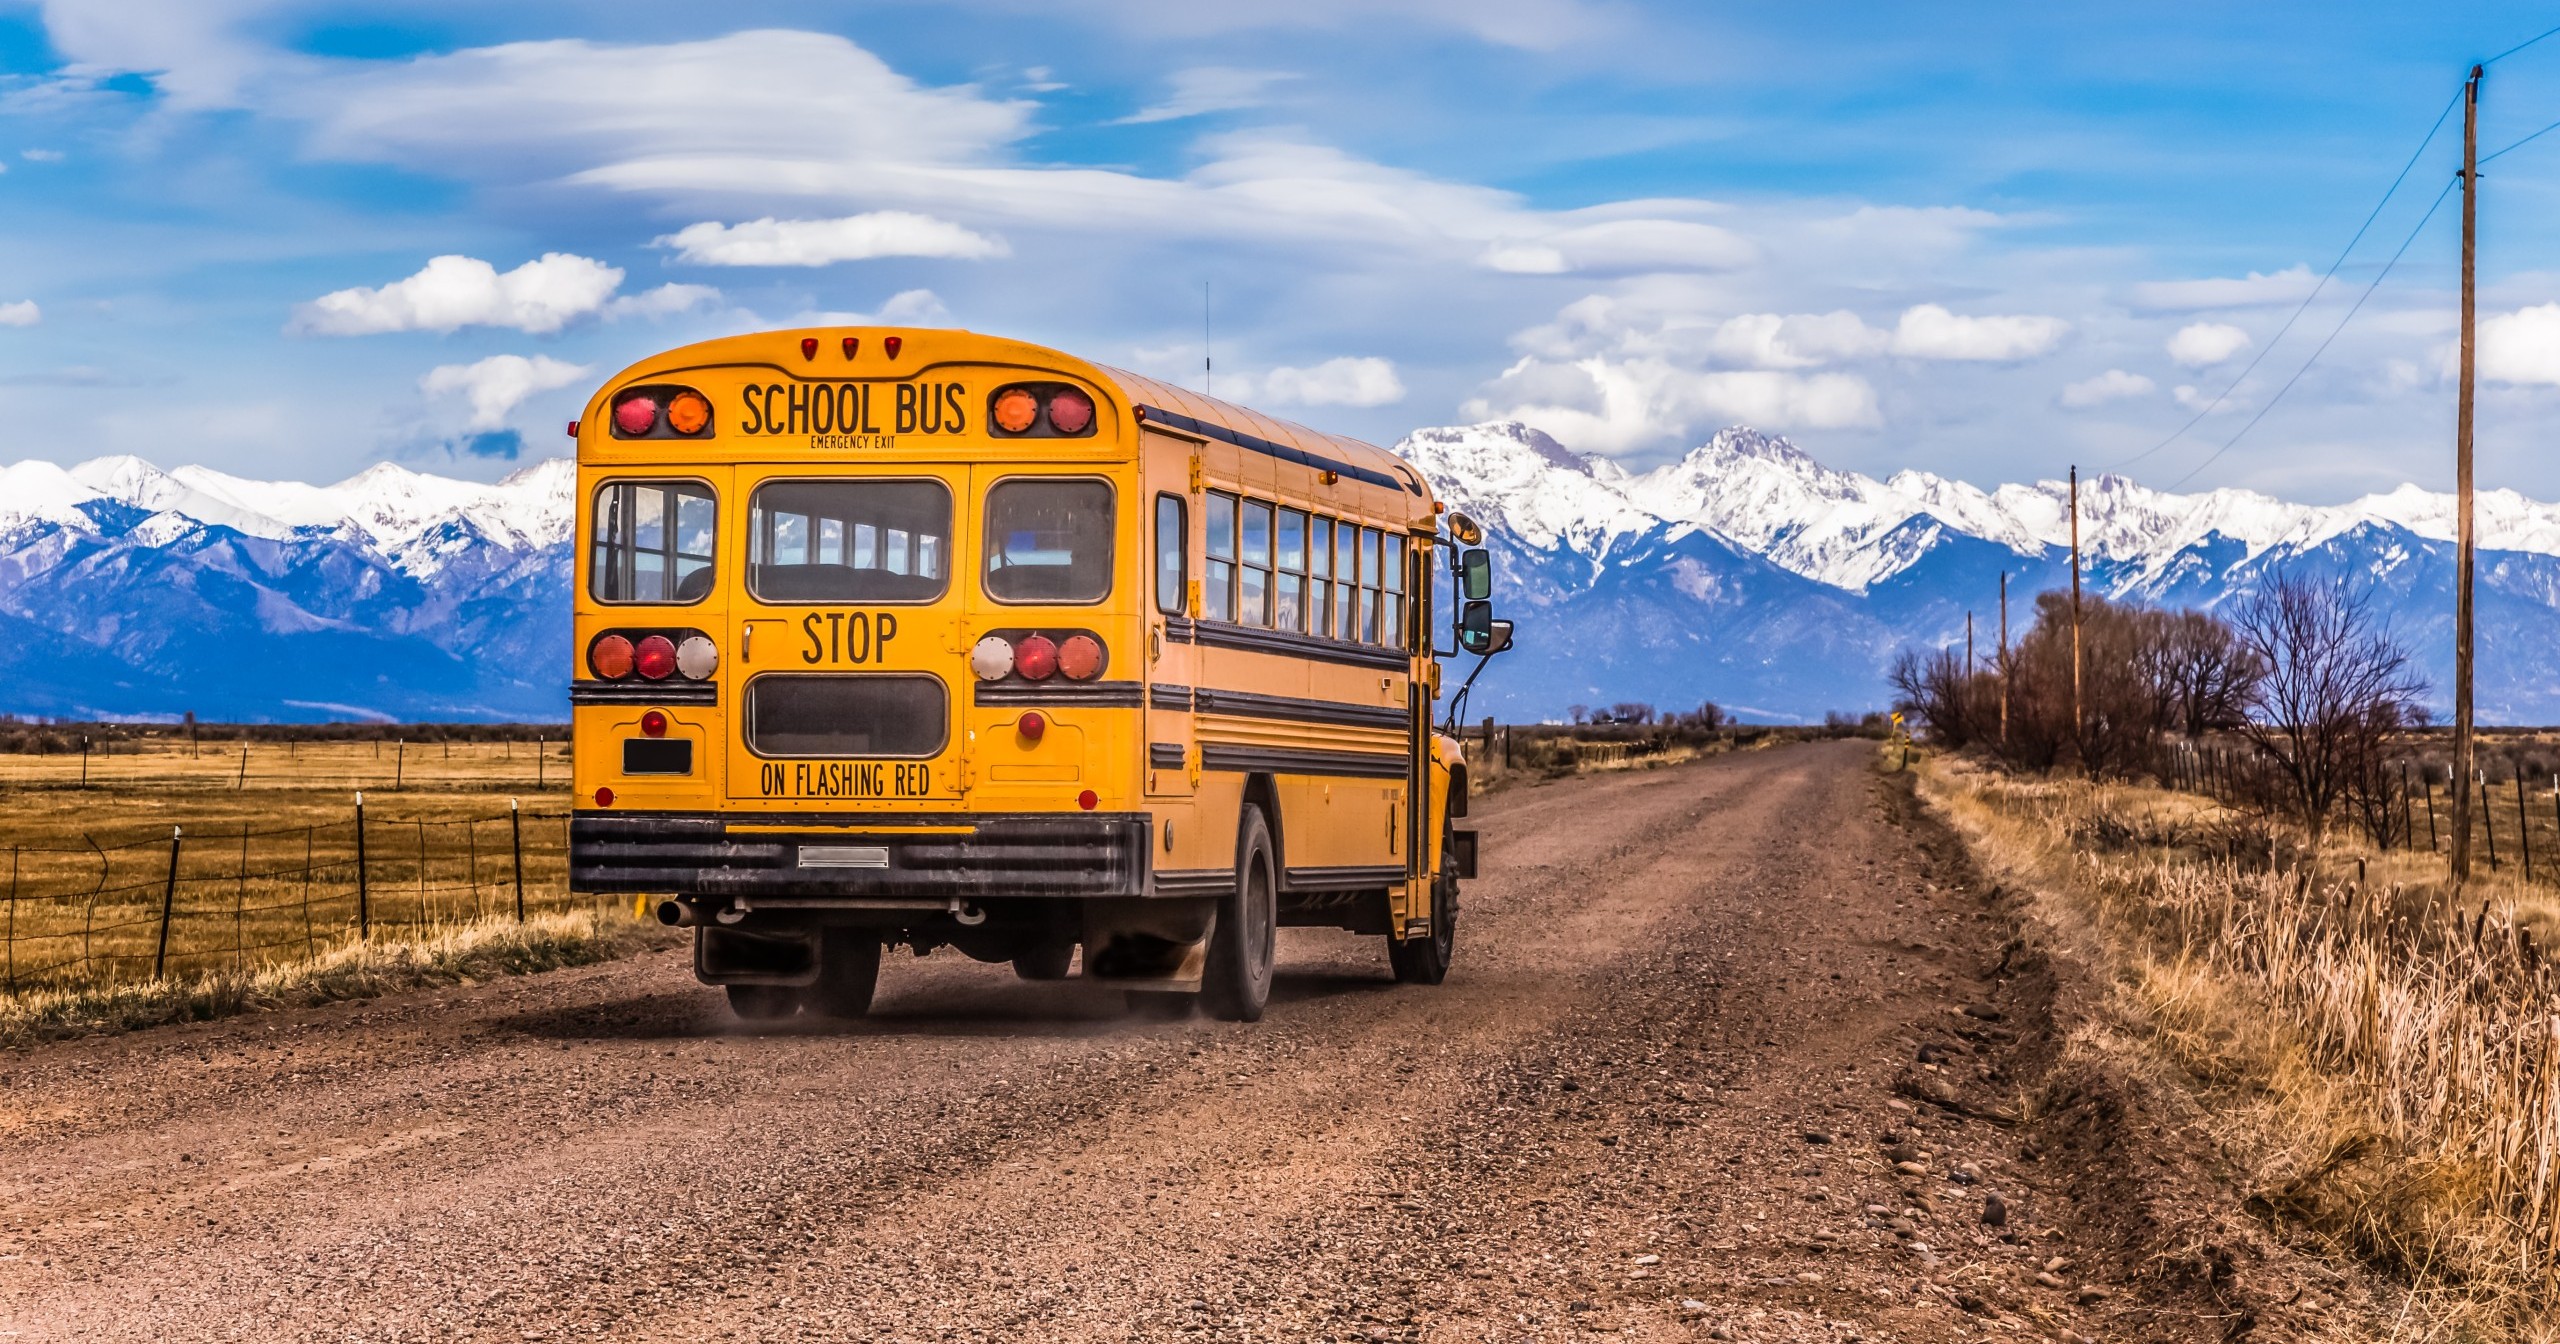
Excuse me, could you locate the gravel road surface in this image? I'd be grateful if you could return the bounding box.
[0,742,2276,1342]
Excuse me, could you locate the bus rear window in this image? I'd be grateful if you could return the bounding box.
[984,478,1114,604]
[749,479,951,603]
[591,480,715,605]
[745,674,948,758]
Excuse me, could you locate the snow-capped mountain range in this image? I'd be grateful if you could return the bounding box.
[0,428,2553,722]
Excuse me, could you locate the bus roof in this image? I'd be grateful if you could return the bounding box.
[1094,365,1424,500]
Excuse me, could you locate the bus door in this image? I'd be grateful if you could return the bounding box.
[724,468,967,807]
[1141,434,1197,798]
[961,464,1127,805]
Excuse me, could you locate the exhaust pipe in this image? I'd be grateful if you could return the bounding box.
[657,898,708,928]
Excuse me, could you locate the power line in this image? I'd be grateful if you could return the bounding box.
[2108,84,2463,472]
[2164,175,2457,491]
[2485,20,2560,65]
[2483,112,2560,163]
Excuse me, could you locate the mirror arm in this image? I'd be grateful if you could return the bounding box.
[1439,652,1496,735]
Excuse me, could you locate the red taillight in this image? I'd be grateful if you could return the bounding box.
[884,335,903,358]
[594,786,615,807]
[1018,711,1045,742]
[1058,634,1103,681]
[800,337,819,360]
[1048,388,1094,435]
[1014,634,1058,680]
[640,710,668,738]
[1076,789,1098,811]
[634,635,677,680]
[566,420,579,438]
[590,634,635,680]
[613,396,659,436]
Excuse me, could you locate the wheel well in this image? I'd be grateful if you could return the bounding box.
[1242,772,1283,869]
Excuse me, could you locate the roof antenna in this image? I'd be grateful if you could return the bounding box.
[1203,279,1212,398]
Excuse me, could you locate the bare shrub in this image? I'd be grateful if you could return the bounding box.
[2229,572,2428,842]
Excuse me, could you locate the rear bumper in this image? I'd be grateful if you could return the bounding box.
[570,810,1154,901]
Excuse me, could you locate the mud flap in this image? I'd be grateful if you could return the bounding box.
[695,926,820,987]
[1451,829,1479,880]
[1079,897,1214,988]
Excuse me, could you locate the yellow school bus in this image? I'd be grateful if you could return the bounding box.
[566,327,1512,1021]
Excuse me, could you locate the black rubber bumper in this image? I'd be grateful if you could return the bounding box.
[570,811,1154,900]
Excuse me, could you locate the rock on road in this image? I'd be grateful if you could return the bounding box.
[0,742,2196,1342]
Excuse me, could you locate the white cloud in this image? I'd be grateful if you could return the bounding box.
[1889,304,2068,361]
[1708,311,1889,369]
[1254,357,1406,407]
[2129,265,2316,312]
[1114,67,1298,124]
[2479,303,2560,386]
[290,254,713,335]
[2172,384,2242,414]
[2059,369,2154,409]
[2166,321,2250,368]
[658,212,1008,266]
[1480,219,1755,275]
[788,288,954,327]
[420,354,590,431]
[0,300,38,326]
[21,148,62,162]
[1061,0,1615,50]
[1465,356,1879,455]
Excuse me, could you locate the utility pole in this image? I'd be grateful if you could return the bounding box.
[1998,571,2010,744]
[2453,64,2483,882]
[1966,610,1974,677]
[2069,466,2084,757]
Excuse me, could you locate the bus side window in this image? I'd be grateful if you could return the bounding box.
[1308,516,1334,639]
[1204,491,1237,623]
[1333,521,1360,642]
[1154,494,1187,617]
[1358,527,1382,644]
[1381,533,1408,650]
[1275,507,1307,633]
[1239,499,1273,627]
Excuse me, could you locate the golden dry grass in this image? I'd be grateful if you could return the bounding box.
[0,741,600,1001]
[1917,749,2560,1338]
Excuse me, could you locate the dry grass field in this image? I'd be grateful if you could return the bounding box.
[0,739,626,1037]
[1920,750,2560,1337]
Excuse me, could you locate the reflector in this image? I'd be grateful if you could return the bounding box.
[613,396,659,436]
[1014,634,1059,681]
[594,787,614,807]
[666,391,711,435]
[640,710,668,738]
[992,388,1039,434]
[589,633,635,680]
[675,634,719,679]
[566,421,579,438]
[1018,711,1046,742]
[1076,789,1098,811]
[635,634,678,680]
[1058,634,1104,681]
[969,635,1016,681]
[1047,388,1095,435]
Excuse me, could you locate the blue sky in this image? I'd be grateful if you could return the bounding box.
[6,1,2560,502]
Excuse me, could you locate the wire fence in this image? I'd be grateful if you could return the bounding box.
[1,800,580,994]
[2160,740,2560,883]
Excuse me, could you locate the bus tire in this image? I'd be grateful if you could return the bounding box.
[1389,810,1459,985]
[807,929,881,1019]
[1203,805,1278,1022]
[1013,941,1076,980]
[726,984,800,1021]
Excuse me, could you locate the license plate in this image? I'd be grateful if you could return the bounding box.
[798,845,890,869]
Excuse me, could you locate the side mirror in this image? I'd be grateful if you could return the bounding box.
[1457,547,1492,602]
[1485,619,1513,655]
[1458,600,1494,655]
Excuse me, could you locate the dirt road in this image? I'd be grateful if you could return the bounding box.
[0,742,2285,1342]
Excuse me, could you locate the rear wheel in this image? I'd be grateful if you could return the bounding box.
[1389,810,1459,985]
[806,928,881,1019]
[726,984,800,1021]
[1013,941,1077,980]
[1203,805,1278,1022]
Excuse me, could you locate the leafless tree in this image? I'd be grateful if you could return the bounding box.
[2156,609,2262,738]
[2228,571,2428,840]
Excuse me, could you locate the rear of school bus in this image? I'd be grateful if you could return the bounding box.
[564,327,1472,1022]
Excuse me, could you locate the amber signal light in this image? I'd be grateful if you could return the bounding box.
[988,383,1101,438]
[609,385,713,438]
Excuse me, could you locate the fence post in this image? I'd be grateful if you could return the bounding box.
[236,742,248,790]
[154,826,183,981]
[537,736,546,789]
[395,739,405,791]
[510,798,526,922]
[2519,774,2534,883]
[80,735,89,788]
[2425,779,2439,852]
[235,822,249,969]
[2482,775,2500,873]
[354,792,370,940]
[5,843,17,994]
[2401,762,2416,852]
